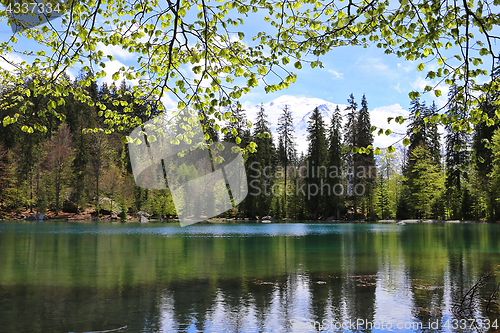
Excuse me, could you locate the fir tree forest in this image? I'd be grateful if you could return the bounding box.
[1,72,500,222]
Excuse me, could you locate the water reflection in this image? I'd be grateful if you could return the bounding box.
[1,222,500,332]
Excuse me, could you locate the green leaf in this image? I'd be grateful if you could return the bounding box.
[403,138,410,146]
[294,61,302,69]
[409,91,420,100]
[387,146,396,153]
[417,63,425,71]
[479,48,489,56]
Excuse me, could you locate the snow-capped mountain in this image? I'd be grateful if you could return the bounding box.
[243,95,409,154]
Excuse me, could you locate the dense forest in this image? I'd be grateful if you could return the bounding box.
[1,72,500,222]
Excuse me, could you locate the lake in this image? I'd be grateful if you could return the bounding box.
[1,222,500,332]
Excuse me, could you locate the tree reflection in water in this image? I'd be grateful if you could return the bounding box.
[0,222,499,332]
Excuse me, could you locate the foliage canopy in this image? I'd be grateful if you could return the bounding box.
[0,0,499,147]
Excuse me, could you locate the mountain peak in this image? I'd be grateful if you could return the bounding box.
[243,95,409,154]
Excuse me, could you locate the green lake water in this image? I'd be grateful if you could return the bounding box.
[1,222,500,332]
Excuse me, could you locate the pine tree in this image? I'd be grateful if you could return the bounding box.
[277,105,296,217]
[343,94,358,219]
[461,186,473,220]
[327,105,343,219]
[426,101,442,166]
[305,107,328,219]
[355,94,376,219]
[488,128,500,221]
[405,97,427,174]
[473,89,500,220]
[445,86,470,219]
[245,104,275,217]
[401,97,443,219]
[376,176,391,219]
[396,186,413,219]
[344,94,358,170]
[224,105,248,144]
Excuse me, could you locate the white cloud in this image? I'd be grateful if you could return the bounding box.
[359,57,389,72]
[0,53,24,72]
[161,94,178,110]
[97,43,136,61]
[100,60,138,87]
[435,85,450,109]
[65,69,76,81]
[411,76,429,91]
[328,69,343,79]
[397,62,413,73]
[411,77,450,109]
[369,104,409,148]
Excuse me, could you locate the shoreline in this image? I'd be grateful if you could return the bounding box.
[0,217,493,224]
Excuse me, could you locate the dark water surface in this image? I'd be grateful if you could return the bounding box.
[1,222,500,332]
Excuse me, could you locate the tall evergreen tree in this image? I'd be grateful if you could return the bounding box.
[376,176,391,219]
[354,94,376,219]
[277,105,296,217]
[305,107,328,219]
[404,98,442,167]
[245,104,275,217]
[426,101,442,166]
[445,86,470,219]
[224,105,248,144]
[402,97,443,218]
[343,94,358,219]
[473,87,500,220]
[405,97,427,174]
[344,94,358,170]
[327,105,344,219]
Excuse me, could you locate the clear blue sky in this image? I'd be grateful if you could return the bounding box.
[0,6,484,113]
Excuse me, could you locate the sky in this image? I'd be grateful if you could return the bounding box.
[0,3,454,111]
[239,45,438,111]
[1,3,497,153]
